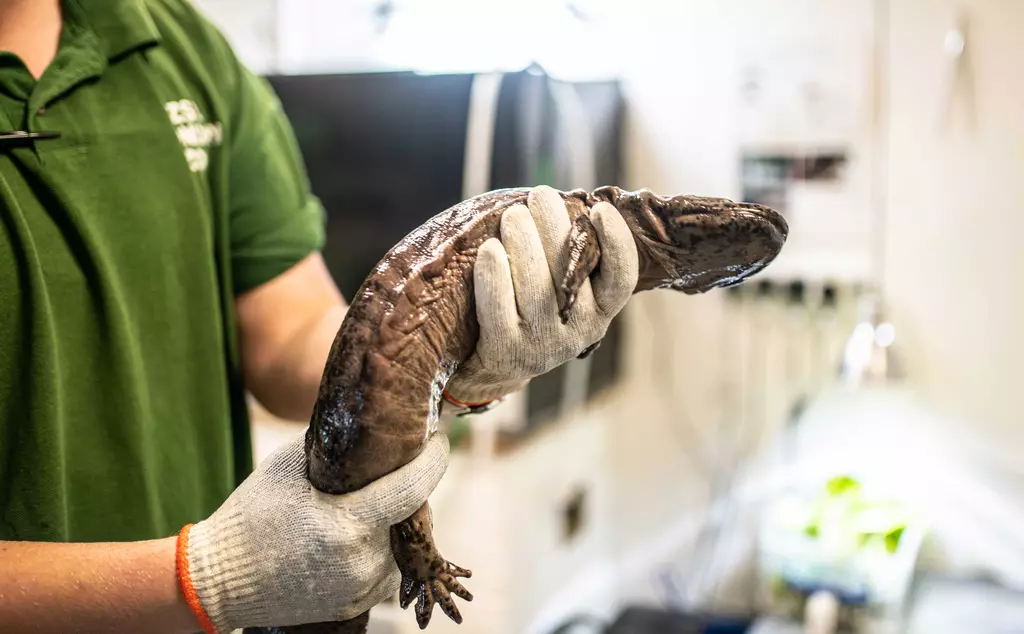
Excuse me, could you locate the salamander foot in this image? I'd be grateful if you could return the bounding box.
[390,503,473,629]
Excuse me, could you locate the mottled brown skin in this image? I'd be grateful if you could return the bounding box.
[244,186,787,634]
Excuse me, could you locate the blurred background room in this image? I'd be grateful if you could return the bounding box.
[191,1,1024,632]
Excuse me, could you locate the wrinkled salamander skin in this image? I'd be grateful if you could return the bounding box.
[244,186,787,634]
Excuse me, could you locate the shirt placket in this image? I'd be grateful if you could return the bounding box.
[0,24,103,157]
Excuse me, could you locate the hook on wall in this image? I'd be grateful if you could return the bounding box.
[938,9,975,132]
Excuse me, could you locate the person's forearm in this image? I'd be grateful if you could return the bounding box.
[236,253,350,421]
[252,303,346,421]
[0,537,200,634]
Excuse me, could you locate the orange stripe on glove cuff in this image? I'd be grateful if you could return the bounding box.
[176,523,218,634]
[442,389,494,408]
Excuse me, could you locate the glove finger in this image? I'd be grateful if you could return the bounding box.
[343,433,450,526]
[500,204,558,322]
[589,202,640,316]
[473,238,519,342]
[527,185,573,290]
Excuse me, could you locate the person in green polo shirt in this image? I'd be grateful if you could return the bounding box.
[0,0,640,632]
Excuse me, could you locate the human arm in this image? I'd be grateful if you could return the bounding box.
[235,251,347,420]
[235,185,640,420]
[208,41,345,420]
[236,185,641,419]
[0,537,198,634]
[0,432,449,634]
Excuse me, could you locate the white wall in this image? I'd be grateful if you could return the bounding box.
[615,0,1024,594]
[884,0,1024,454]
[879,0,1024,585]
[189,0,279,73]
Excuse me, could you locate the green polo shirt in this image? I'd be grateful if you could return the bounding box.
[0,0,325,542]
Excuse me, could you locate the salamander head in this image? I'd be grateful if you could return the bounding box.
[591,186,788,294]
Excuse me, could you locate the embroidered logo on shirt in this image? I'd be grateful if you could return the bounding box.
[164,99,223,173]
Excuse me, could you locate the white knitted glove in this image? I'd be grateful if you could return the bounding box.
[444,185,639,405]
[175,430,450,633]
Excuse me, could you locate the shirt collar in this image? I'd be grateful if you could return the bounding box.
[63,0,161,61]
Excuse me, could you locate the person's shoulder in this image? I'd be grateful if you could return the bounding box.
[138,0,256,118]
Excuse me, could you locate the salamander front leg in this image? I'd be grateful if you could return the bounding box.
[559,214,601,323]
[391,503,473,628]
[559,214,606,360]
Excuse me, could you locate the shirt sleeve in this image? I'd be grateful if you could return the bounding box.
[221,61,327,295]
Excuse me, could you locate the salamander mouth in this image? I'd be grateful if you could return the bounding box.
[642,203,788,294]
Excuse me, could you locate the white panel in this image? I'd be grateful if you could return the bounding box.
[276,0,391,73]
[190,0,279,73]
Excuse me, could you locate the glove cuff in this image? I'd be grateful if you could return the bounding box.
[175,524,218,634]
[442,380,525,414]
[178,508,268,633]
[442,389,497,411]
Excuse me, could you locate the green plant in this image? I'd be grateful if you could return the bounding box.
[802,475,909,555]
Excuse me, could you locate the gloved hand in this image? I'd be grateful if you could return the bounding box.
[175,430,450,633]
[444,185,639,405]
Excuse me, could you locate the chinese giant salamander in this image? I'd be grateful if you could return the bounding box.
[245,185,787,634]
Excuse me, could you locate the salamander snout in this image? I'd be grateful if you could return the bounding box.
[625,191,788,293]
